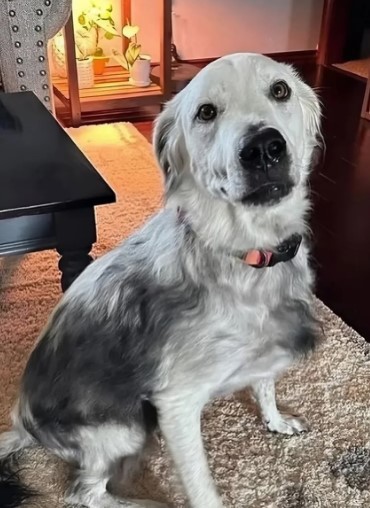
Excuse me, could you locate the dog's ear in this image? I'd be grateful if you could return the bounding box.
[153,101,185,195]
[288,65,322,146]
[298,83,324,171]
[305,89,322,142]
[299,81,322,146]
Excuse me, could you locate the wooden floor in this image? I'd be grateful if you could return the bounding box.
[308,66,370,341]
[134,65,370,341]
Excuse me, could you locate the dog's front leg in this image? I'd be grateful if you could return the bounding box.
[155,396,224,508]
[251,378,309,435]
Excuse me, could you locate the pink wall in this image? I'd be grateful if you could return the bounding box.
[133,0,324,62]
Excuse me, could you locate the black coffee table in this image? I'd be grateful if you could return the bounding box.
[0,92,115,291]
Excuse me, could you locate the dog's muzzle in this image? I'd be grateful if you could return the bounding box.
[239,128,293,206]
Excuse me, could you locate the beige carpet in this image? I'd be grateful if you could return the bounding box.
[1,123,370,507]
[333,58,370,79]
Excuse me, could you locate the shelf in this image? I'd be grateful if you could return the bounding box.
[54,0,172,126]
[52,66,163,104]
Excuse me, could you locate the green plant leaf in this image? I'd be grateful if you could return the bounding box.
[122,24,140,39]
[95,17,118,36]
[90,7,100,18]
[94,47,104,57]
[75,26,97,58]
[125,42,141,67]
[100,10,111,20]
[111,49,128,70]
[133,44,141,60]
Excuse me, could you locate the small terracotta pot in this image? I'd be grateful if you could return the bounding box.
[93,57,109,76]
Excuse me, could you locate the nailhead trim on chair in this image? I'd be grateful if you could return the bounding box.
[0,0,72,114]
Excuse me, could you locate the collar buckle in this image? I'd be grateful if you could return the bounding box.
[242,233,302,269]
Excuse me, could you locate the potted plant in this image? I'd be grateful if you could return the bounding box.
[112,21,151,87]
[75,38,95,89]
[50,31,68,79]
[75,1,119,76]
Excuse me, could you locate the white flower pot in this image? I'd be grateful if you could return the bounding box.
[129,55,151,87]
[77,58,94,89]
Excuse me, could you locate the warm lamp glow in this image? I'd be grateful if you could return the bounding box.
[71,123,138,144]
[50,0,171,127]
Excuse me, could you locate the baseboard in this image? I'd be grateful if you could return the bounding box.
[266,49,317,64]
[181,50,317,67]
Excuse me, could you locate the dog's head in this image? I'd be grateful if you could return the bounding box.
[154,53,321,208]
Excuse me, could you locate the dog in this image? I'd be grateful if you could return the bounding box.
[0,53,322,508]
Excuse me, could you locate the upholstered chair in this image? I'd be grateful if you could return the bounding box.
[0,0,71,113]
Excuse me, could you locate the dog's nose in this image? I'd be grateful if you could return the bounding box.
[239,128,286,170]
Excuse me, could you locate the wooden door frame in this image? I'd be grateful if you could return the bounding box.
[318,0,370,120]
[361,76,370,120]
[317,0,353,66]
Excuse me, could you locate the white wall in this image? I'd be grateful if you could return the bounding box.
[133,0,324,62]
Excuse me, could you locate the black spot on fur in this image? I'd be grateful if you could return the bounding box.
[21,257,206,450]
[292,324,318,356]
[292,300,322,356]
[155,116,174,177]
[274,300,322,358]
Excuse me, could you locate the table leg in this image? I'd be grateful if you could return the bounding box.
[55,207,96,292]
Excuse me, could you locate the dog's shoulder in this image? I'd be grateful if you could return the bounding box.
[20,209,203,429]
[24,207,203,373]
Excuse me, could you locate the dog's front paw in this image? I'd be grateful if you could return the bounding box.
[265,412,309,435]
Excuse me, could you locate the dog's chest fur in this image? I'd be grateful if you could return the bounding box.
[115,210,318,400]
[159,248,317,397]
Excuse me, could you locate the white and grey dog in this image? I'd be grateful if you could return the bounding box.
[0,53,322,508]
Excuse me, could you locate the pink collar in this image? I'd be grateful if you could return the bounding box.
[176,207,302,268]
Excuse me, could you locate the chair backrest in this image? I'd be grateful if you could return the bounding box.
[0,0,71,113]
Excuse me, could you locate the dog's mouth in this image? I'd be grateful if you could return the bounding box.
[241,181,293,206]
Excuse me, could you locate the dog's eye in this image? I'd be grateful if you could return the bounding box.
[197,104,217,122]
[270,80,291,101]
